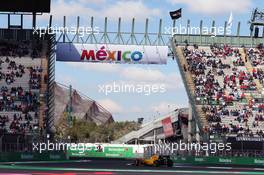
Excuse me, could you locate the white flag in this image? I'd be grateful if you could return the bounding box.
[227,12,233,28]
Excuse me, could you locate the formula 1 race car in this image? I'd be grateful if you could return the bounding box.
[135,154,173,167]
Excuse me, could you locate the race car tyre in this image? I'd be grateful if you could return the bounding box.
[167,159,173,167]
[153,160,159,167]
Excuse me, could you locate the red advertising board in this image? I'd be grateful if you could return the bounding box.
[162,117,174,137]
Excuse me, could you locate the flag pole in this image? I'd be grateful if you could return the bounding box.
[173,19,176,36]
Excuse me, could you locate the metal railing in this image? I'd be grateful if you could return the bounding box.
[173,34,264,48]
[171,39,208,142]
[46,34,56,133]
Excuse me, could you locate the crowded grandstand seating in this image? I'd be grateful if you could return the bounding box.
[0,40,46,135]
[178,43,264,137]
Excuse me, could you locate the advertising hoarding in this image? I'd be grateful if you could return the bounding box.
[56,43,168,64]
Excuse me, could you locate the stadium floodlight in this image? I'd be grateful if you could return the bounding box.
[249,8,264,37]
[0,0,50,13]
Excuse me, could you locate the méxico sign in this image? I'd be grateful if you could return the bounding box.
[56,43,168,64]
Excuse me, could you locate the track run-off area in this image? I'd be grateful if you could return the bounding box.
[1,159,264,175]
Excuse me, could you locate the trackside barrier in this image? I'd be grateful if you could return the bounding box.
[0,145,145,162]
[68,147,135,158]
[0,152,66,162]
[67,144,145,159]
[1,152,264,166]
[172,156,264,166]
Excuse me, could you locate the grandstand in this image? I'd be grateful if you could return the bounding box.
[0,29,55,152]
[171,29,264,151]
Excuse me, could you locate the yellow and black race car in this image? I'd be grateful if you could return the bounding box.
[135,155,173,167]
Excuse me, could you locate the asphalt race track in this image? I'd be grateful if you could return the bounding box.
[1,159,264,175]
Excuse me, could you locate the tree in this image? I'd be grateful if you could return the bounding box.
[55,117,140,142]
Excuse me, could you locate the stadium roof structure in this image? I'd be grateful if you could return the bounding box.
[52,16,170,46]
[171,8,264,46]
[113,108,188,144]
[173,34,263,48]
[54,82,114,128]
